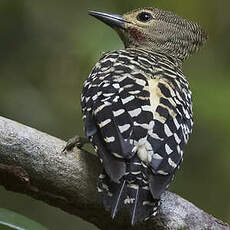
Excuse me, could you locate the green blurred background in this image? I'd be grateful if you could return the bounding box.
[0,0,229,229]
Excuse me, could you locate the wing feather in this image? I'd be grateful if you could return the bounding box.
[81,50,192,198]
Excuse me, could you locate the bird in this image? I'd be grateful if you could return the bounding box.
[66,7,207,225]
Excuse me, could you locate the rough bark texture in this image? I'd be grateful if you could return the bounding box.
[0,116,229,230]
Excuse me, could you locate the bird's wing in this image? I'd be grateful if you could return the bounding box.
[81,50,192,190]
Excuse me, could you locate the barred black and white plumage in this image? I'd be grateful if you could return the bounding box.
[79,7,207,225]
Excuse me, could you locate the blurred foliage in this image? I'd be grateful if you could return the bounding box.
[0,208,48,230]
[0,0,230,229]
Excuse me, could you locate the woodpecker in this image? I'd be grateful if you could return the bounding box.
[76,7,207,225]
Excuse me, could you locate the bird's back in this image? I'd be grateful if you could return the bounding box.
[81,48,193,224]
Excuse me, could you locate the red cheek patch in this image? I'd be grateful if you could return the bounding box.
[128,27,145,41]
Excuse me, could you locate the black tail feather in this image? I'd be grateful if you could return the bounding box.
[131,186,139,225]
[112,180,126,219]
[98,171,159,225]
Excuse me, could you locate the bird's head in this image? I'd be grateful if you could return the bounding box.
[89,8,207,62]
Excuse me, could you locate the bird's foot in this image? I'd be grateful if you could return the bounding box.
[63,135,89,153]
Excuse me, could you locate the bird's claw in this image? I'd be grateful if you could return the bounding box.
[62,135,89,153]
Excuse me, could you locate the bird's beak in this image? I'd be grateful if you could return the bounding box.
[88,10,130,29]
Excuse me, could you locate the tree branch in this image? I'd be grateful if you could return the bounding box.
[0,116,229,230]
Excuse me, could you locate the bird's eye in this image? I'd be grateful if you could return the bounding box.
[136,12,153,22]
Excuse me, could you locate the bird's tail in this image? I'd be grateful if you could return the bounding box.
[97,165,159,225]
